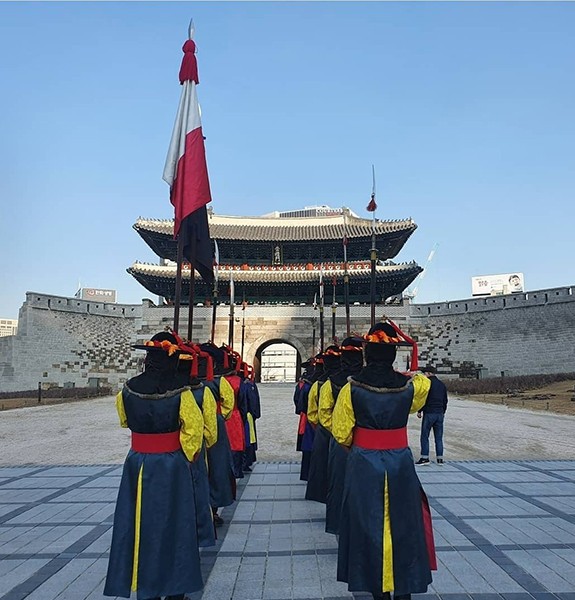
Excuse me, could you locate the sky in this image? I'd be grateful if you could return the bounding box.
[1,1,574,319]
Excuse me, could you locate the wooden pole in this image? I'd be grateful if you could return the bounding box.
[228,272,235,348]
[173,234,184,333]
[319,266,325,352]
[331,277,337,343]
[369,165,377,327]
[343,236,351,337]
[211,283,218,342]
[370,214,377,327]
[211,239,219,342]
[187,267,195,341]
[240,293,246,358]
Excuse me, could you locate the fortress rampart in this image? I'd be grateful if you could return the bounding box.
[1,286,573,392]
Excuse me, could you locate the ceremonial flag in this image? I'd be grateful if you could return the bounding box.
[164,22,214,285]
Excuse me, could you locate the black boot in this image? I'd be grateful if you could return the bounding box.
[372,593,391,600]
[394,595,411,600]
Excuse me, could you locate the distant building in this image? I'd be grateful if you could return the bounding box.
[260,344,297,382]
[74,288,117,303]
[0,318,18,337]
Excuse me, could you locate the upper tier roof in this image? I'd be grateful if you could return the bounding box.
[134,211,416,242]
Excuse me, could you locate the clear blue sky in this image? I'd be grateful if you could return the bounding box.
[1,1,574,319]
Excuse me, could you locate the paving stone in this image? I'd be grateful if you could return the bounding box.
[3,460,575,600]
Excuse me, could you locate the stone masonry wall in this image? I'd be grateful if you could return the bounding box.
[1,286,573,392]
[0,293,142,393]
[408,286,575,377]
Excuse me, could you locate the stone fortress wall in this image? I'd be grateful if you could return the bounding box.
[0,286,574,392]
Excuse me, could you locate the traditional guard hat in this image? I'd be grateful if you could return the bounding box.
[363,322,412,346]
[132,331,181,355]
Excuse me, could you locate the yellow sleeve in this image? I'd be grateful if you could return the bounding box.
[202,387,218,448]
[307,381,320,425]
[410,373,432,413]
[331,382,355,447]
[115,391,128,428]
[219,377,235,420]
[318,380,336,432]
[179,389,205,461]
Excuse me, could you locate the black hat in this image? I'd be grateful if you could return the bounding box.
[364,322,412,346]
[340,336,363,351]
[133,331,181,356]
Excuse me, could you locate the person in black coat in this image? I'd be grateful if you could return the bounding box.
[415,366,448,465]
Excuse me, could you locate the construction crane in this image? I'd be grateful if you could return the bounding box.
[404,243,439,301]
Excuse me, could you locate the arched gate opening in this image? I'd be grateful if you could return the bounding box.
[253,339,301,384]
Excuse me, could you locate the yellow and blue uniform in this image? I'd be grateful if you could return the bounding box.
[332,373,436,597]
[104,385,204,599]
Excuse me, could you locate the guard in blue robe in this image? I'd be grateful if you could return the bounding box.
[332,323,437,600]
[104,332,204,600]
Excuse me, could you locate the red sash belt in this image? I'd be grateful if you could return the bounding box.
[131,431,181,453]
[353,426,408,450]
[298,413,308,435]
[216,401,222,415]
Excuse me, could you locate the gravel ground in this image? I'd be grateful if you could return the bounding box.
[1,382,575,466]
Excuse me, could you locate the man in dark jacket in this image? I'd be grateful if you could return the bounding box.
[415,366,448,465]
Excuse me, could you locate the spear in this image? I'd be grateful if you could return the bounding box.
[210,239,219,342]
[342,211,351,336]
[240,291,247,358]
[312,292,317,355]
[331,275,337,343]
[228,270,235,348]
[319,263,325,352]
[367,164,378,327]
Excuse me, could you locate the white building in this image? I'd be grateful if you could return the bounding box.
[0,318,18,337]
[260,343,297,382]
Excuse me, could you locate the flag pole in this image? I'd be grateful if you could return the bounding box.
[164,21,215,335]
[228,271,235,348]
[173,234,184,332]
[331,276,337,343]
[369,165,377,327]
[319,263,325,352]
[211,240,219,342]
[343,211,351,337]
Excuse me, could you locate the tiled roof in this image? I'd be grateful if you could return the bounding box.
[128,261,421,282]
[134,212,417,242]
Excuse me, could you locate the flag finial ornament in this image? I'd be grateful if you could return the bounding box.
[179,39,198,85]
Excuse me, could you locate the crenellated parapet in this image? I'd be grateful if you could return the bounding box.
[1,285,574,392]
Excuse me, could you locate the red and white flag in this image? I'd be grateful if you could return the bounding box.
[163,22,214,285]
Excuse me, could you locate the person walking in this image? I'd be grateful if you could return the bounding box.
[332,322,437,600]
[415,366,448,466]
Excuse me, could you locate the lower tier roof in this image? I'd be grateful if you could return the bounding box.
[127,261,423,304]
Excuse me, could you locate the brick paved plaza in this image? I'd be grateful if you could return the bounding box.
[1,384,575,599]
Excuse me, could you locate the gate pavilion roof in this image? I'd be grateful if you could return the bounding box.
[127,260,423,305]
[133,211,417,264]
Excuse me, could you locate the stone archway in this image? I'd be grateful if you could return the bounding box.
[249,337,305,384]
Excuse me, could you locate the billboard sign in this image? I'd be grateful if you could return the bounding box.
[471,273,524,296]
[79,288,117,303]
